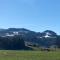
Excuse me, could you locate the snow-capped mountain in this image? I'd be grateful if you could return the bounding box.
[0,28,35,37]
[0,28,59,48]
[0,28,57,38]
[41,30,57,38]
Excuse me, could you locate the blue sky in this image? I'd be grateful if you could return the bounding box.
[0,0,60,34]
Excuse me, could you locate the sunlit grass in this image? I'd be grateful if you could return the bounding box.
[0,50,60,60]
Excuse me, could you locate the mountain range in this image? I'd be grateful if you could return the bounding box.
[0,28,57,37]
[0,28,60,50]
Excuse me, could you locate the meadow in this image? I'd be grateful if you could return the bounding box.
[0,50,59,60]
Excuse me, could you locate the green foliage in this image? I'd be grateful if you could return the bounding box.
[0,36,25,50]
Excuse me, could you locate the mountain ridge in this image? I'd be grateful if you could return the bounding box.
[0,28,59,50]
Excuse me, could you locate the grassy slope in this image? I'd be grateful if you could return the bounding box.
[0,50,60,60]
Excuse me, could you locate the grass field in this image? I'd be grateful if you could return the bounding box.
[0,50,60,60]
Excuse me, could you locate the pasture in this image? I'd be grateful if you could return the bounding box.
[0,50,60,60]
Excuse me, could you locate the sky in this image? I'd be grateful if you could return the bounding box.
[0,0,60,34]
